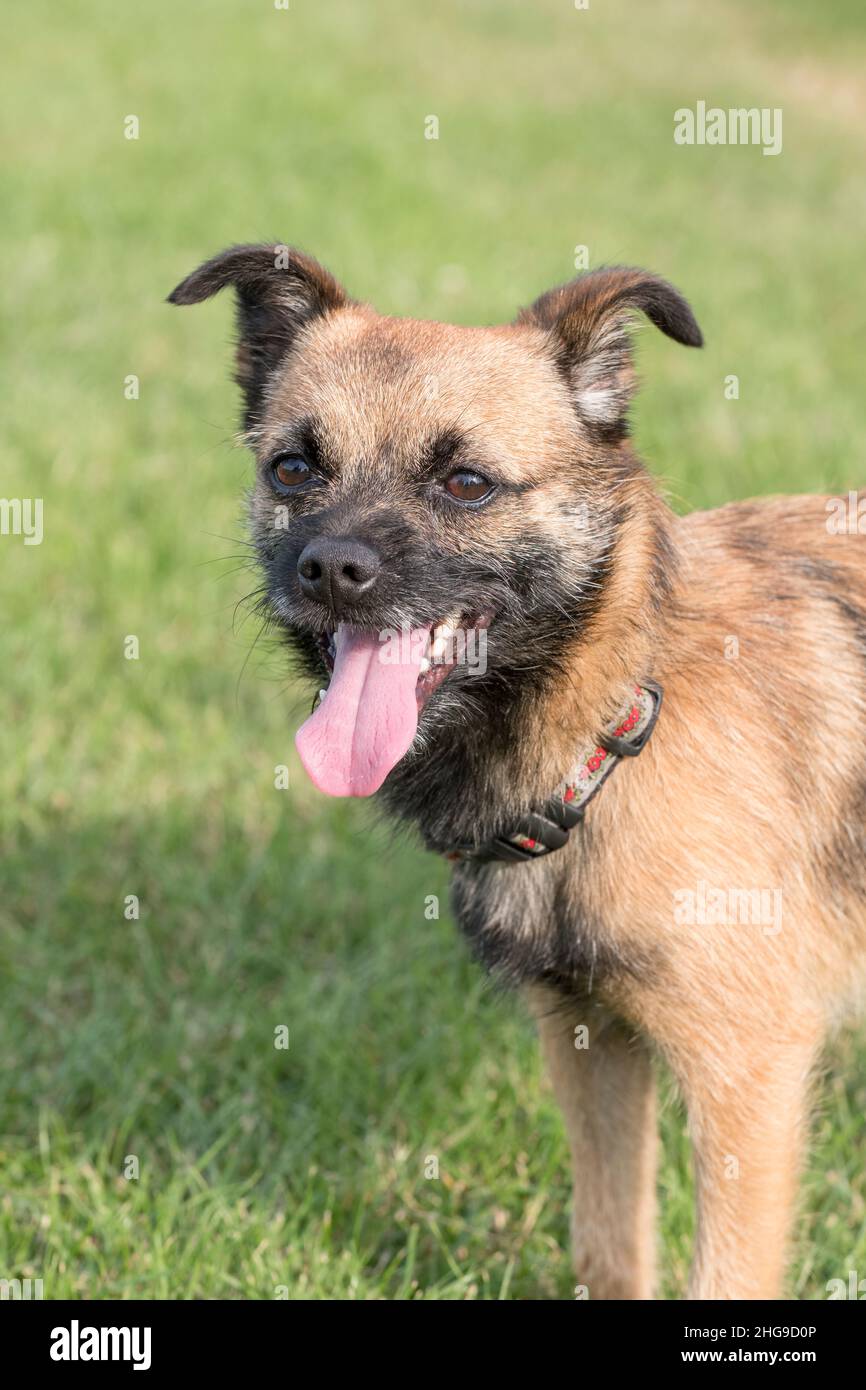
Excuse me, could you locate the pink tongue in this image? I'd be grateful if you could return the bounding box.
[295,624,431,797]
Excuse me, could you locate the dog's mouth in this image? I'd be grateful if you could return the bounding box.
[295,608,493,797]
[315,609,493,707]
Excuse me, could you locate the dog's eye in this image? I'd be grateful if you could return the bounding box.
[444,470,495,504]
[271,455,312,491]
[272,454,311,489]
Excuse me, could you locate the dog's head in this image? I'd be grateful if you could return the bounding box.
[169,246,701,798]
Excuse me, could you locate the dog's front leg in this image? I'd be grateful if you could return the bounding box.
[670,1025,820,1300]
[528,987,658,1300]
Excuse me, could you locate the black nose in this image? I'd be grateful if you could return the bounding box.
[297,537,382,613]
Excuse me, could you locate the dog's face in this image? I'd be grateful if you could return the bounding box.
[170,247,700,797]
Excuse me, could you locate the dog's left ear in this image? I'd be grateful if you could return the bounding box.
[167,243,350,429]
[516,267,702,439]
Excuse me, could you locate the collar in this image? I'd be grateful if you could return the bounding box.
[442,680,662,865]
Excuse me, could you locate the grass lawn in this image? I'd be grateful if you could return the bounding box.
[1,0,865,1299]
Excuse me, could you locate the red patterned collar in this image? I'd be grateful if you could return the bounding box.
[443,681,662,865]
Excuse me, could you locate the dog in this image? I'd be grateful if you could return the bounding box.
[169,245,866,1299]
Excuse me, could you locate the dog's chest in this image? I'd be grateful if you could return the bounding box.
[448,845,642,995]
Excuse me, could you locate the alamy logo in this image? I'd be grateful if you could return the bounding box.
[0,1277,43,1299]
[826,492,866,535]
[673,879,783,936]
[674,102,782,156]
[0,497,43,545]
[49,1320,152,1371]
[378,623,488,676]
[827,1271,866,1299]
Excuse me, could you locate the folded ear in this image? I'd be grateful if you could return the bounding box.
[516,267,702,441]
[167,243,350,429]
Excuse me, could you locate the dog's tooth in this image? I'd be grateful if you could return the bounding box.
[418,657,431,674]
[430,622,455,660]
[318,688,328,703]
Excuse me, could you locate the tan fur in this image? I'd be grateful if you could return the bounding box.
[523,494,866,1299]
[268,314,865,1299]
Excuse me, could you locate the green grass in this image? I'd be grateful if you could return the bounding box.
[1,0,865,1299]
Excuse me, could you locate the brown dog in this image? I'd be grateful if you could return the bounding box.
[169,245,866,1299]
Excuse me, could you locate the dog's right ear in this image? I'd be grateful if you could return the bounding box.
[167,244,350,429]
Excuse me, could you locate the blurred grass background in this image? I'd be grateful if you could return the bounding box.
[1,0,865,1299]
